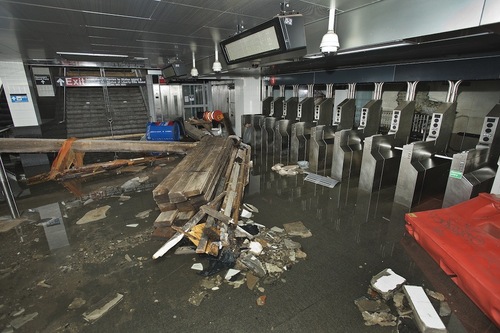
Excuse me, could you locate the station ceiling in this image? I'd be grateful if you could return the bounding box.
[0,0,499,75]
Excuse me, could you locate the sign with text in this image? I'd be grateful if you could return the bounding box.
[34,75,52,85]
[10,94,29,103]
[56,77,147,87]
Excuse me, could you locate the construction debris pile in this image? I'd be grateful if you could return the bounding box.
[184,219,311,306]
[356,268,451,332]
[150,135,310,302]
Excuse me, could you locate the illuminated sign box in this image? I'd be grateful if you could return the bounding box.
[220,14,306,65]
[162,63,187,78]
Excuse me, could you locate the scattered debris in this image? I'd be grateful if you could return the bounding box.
[248,241,263,255]
[191,263,203,271]
[370,268,406,300]
[243,203,259,213]
[135,210,152,219]
[76,205,111,225]
[10,312,38,329]
[355,269,450,330]
[354,297,390,313]
[121,176,150,192]
[271,163,303,176]
[439,301,452,317]
[124,254,132,262]
[68,298,86,310]
[361,311,397,327]
[174,246,197,255]
[83,292,124,323]
[224,268,240,281]
[283,221,312,238]
[0,217,28,233]
[118,195,131,201]
[393,292,412,316]
[11,308,25,317]
[256,295,267,306]
[304,172,339,188]
[246,273,259,290]
[188,291,208,306]
[403,285,446,333]
[37,280,52,288]
[425,289,445,302]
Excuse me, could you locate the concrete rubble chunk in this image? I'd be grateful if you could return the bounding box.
[283,238,301,250]
[135,209,152,219]
[10,312,38,329]
[403,285,447,333]
[425,289,445,302]
[191,263,203,271]
[248,241,263,255]
[83,293,124,323]
[224,268,240,281]
[188,291,208,306]
[239,254,266,277]
[68,297,86,310]
[354,296,391,313]
[283,221,312,238]
[370,268,406,300]
[439,302,451,317]
[76,205,110,225]
[246,273,259,290]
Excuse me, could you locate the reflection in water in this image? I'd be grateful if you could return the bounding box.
[35,202,69,250]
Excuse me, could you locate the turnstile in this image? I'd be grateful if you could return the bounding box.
[394,97,458,208]
[331,84,384,181]
[274,119,293,165]
[262,96,274,116]
[297,97,315,123]
[443,104,500,207]
[309,96,357,176]
[270,97,285,119]
[314,98,335,126]
[358,99,417,193]
[290,122,312,164]
[283,97,299,121]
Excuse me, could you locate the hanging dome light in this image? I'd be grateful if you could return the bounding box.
[191,51,198,77]
[320,7,339,54]
[212,44,222,73]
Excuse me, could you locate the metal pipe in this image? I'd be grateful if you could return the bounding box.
[0,156,20,219]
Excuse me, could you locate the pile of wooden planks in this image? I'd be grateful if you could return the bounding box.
[152,136,252,259]
[152,136,238,239]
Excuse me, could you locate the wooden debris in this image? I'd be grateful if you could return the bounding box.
[151,134,252,260]
[0,137,197,153]
[152,191,226,259]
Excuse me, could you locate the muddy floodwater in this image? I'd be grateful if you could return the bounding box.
[0,157,496,333]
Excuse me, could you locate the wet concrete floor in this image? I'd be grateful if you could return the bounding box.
[0,155,497,333]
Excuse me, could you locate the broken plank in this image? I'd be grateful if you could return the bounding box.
[153,210,179,228]
[152,191,226,259]
[0,138,197,154]
[200,206,232,224]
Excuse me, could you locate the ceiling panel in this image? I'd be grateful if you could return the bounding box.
[0,2,85,26]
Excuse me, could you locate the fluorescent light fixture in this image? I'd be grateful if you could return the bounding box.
[56,52,128,58]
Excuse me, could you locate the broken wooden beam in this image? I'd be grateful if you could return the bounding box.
[0,138,197,154]
[152,191,226,259]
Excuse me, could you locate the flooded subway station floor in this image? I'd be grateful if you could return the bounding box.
[0,156,497,333]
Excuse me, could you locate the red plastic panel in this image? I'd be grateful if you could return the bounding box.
[405,193,500,327]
